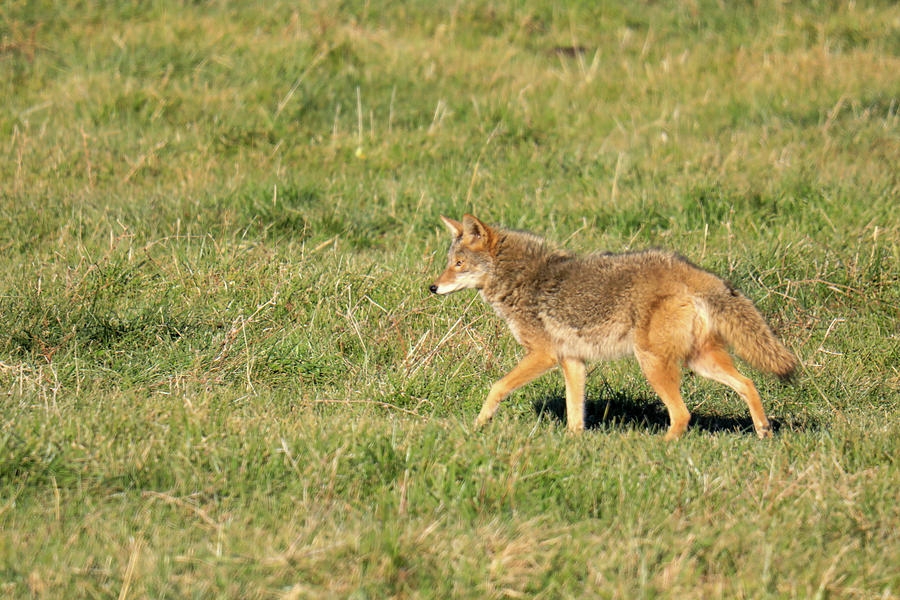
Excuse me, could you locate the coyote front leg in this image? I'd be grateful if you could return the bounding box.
[560,357,586,433]
[475,351,557,428]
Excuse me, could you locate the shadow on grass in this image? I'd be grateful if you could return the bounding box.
[532,390,818,436]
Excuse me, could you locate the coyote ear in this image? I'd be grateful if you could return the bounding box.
[440,216,463,238]
[461,214,494,250]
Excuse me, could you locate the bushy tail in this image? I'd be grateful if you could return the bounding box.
[704,288,797,379]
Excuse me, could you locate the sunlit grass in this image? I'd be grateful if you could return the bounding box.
[1,1,899,597]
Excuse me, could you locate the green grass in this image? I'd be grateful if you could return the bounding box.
[2,1,899,597]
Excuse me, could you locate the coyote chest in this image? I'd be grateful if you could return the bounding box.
[483,294,528,344]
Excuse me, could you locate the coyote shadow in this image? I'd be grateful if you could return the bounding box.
[531,390,814,435]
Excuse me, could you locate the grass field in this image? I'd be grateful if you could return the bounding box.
[2,1,899,597]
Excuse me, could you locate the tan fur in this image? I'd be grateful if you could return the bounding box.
[430,215,798,439]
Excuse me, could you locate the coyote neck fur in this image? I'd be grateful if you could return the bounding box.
[480,229,570,315]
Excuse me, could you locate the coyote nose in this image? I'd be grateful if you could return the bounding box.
[429,284,438,294]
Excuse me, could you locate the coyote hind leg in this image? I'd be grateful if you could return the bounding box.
[635,351,691,441]
[689,342,773,438]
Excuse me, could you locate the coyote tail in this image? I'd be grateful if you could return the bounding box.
[704,288,797,379]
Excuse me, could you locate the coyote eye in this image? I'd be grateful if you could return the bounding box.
[455,260,462,267]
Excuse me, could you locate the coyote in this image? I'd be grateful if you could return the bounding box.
[429,215,796,440]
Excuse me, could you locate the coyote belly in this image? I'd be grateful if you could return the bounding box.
[429,214,797,440]
[538,313,634,362]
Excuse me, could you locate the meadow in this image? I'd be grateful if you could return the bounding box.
[1,1,899,597]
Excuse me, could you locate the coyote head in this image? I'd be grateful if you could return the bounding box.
[429,214,496,294]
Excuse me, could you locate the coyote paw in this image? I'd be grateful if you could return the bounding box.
[474,412,493,429]
[756,424,773,439]
[663,424,688,441]
[566,422,585,435]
